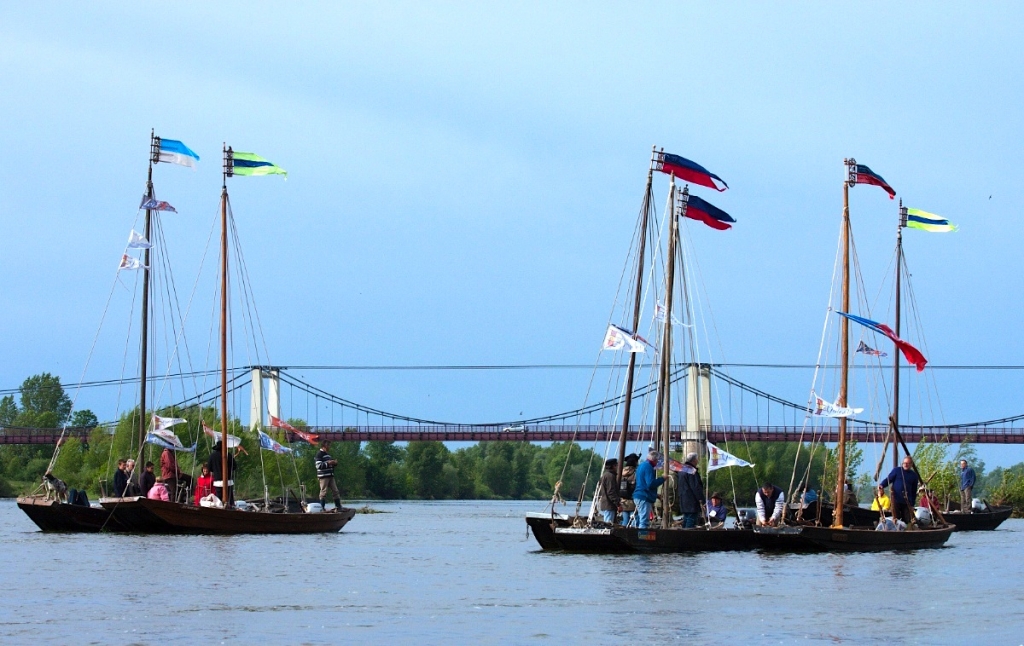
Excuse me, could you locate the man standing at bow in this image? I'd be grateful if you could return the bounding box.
[959,459,976,513]
[879,456,920,524]
[315,441,343,512]
[632,450,665,529]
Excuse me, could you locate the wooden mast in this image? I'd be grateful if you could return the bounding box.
[657,178,679,527]
[615,147,657,483]
[833,161,853,529]
[891,200,905,470]
[138,131,156,462]
[220,145,231,505]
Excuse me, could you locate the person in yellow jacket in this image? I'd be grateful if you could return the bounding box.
[871,487,891,512]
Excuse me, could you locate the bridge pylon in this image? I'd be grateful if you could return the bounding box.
[249,366,282,431]
[684,363,711,459]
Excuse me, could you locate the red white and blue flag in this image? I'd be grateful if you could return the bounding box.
[852,164,895,199]
[270,414,319,445]
[140,197,178,212]
[856,340,887,357]
[655,153,728,192]
[837,312,927,371]
[683,194,736,230]
[258,430,293,455]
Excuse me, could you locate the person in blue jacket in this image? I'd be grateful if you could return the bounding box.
[632,449,665,529]
[878,456,919,524]
[959,459,976,513]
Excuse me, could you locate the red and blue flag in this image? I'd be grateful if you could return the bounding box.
[837,312,927,371]
[683,195,735,231]
[852,164,895,199]
[656,153,728,191]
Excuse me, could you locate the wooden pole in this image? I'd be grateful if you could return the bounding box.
[220,145,230,506]
[833,163,851,529]
[139,143,154,464]
[658,179,679,527]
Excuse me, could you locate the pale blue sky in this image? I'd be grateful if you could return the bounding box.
[2,4,1023,466]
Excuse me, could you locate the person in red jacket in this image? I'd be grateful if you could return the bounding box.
[194,464,214,505]
[160,448,191,503]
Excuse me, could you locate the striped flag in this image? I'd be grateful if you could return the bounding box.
[837,311,927,371]
[655,152,728,191]
[905,207,957,233]
[851,164,895,199]
[156,137,200,168]
[231,151,287,177]
[270,415,318,445]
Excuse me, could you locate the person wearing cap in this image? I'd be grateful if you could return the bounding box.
[677,452,704,528]
[633,450,666,529]
[596,458,621,524]
[618,453,640,524]
[706,492,727,527]
[878,456,919,524]
[755,482,785,526]
[315,441,343,512]
[959,459,976,513]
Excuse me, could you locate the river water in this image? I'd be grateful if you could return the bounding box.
[1,499,1021,644]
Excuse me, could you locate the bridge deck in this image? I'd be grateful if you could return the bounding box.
[5,424,1023,445]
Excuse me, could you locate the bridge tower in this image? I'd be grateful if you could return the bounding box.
[249,367,282,431]
[683,363,711,458]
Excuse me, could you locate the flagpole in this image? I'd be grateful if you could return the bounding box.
[616,147,656,487]
[138,130,157,468]
[891,199,905,470]
[834,160,853,529]
[220,144,231,506]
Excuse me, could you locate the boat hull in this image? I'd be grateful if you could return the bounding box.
[788,501,881,528]
[754,524,954,552]
[17,496,126,533]
[939,506,1013,531]
[101,497,355,534]
[547,525,757,553]
[525,512,572,550]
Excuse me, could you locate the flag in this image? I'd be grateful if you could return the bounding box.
[146,432,196,452]
[156,138,200,168]
[258,430,293,454]
[655,153,728,191]
[856,340,887,357]
[654,301,682,325]
[140,197,178,212]
[810,391,863,418]
[905,207,957,233]
[270,415,318,445]
[836,311,927,371]
[202,422,242,448]
[706,441,754,471]
[231,151,287,177]
[602,324,646,353]
[127,230,151,249]
[683,194,736,231]
[150,428,184,448]
[852,164,895,199]
[153,415,187,431]
[118,254,147,270]
[667,458,685,473]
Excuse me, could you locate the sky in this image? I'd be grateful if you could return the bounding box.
[2,3,1023,467]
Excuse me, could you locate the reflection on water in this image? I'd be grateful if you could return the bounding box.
[2,499,1021,643]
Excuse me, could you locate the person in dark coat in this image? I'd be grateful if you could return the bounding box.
[706,492,728,527]
[676,452,704,528]
[112,459,129,498]
[315,441,342,512]
[618,453,639,524]
[878,456,920,524]
[596,458,621,524]
[208,441,237,506]
[959,459,976,512]
[633,450,665,529]
[140,461,156,497]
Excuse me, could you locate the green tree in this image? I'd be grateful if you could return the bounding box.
[0,395,17,426]
[364,441,408,498]
[70,409,99,428]
[15,373,72,428]
[406,441,450,499]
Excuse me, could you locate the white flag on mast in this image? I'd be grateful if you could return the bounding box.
[810,391,863,418]
[706,441,754,471]
[127,230,152,249]
[602,324,646,353]
[153,415,187,431]
[118,254,147,271]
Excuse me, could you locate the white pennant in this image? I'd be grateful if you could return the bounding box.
[706,441,755,471]
[602,324,645,353]
[810,391,863,418]
[153,415,187,431]
[127,230,152,249]
[118,254,147,271]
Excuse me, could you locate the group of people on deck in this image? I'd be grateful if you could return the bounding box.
[594,447,981,529]
[108,439,241,506]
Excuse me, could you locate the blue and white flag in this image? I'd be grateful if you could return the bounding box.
[258,430,293,455]
[140,197,178,213]
[706,441,754,471]
[157,138,200,168]
[127,230,151,249]
[146,432,197,453]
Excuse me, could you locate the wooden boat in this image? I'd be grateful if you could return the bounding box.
[16,496,126,533]
[525,512,571,550]
[939,506,1013,531]
[103,145,356,535]
[555,525,757,553]
[754,524,953,552]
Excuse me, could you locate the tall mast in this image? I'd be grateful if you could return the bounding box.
[891,200,905,470]
[616,147,657,482]
[834,160,853,529]
[657,178,679,527]
[138,131,157,458]
[220,145,231,505]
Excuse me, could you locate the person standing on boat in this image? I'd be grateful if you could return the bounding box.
[959,459,976,513]
[633,450,665,529]
[208,441,237,506]
[315,441,343,512]
[619,453,639,524]
[140,461,156,497]
[878,456,919,524]
[677,452,704,528]
[755,482,785,526]
[706,492,727,527]
[596,458,621,524]
[112,459,129,498]
[161,447,192,504]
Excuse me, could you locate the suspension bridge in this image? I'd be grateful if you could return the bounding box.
[4,364,1024,445]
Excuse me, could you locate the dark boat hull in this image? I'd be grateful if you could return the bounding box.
[754,524,953,552]
[102,497,355,534]
[525,512,572,550]
[939,506,1013,531]
[547,525,757,553]
[17,496,126,532]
